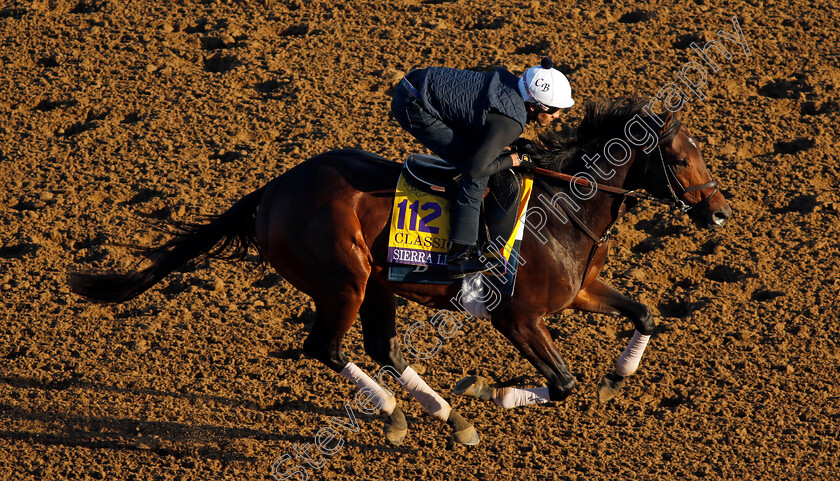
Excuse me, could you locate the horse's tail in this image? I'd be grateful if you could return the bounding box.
[68,186,266,304]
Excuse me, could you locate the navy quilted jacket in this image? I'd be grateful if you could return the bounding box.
[413,67,527,132]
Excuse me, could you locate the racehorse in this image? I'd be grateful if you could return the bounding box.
[69,97,731,446]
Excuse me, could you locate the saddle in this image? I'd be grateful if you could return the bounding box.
[403,154,522,248]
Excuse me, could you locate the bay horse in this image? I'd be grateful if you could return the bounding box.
[69,97,731,446]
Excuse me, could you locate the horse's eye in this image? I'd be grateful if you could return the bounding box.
[675,158,688,167]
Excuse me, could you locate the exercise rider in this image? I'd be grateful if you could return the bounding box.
[391,57,574,278]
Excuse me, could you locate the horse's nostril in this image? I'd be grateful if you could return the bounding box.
[713,211,728,226]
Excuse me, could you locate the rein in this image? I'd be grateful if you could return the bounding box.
[531,167,656,201]
[528,166,631,246]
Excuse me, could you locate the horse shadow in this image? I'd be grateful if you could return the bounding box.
[0,399,273,462]
[0,375,410,459]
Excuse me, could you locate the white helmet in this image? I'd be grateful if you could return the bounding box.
[519,57,575,110]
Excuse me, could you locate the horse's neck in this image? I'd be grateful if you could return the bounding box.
[539,150,644,241]
[589,148,643,191]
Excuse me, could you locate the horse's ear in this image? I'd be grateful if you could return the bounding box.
[659,111,674,136]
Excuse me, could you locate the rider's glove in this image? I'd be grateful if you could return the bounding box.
[517,154,537,171]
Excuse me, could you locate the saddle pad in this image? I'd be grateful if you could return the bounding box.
[386,172,452,267]
[387,172,534,297]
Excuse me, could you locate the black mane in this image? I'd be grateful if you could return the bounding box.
[532,96,681,173]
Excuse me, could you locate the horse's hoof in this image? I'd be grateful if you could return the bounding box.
[453,375,494,401]
[383,406,408,445]
[597,372,626,403]
[383,423,408,445]
[446,410,480,446]
[452,425,480,446]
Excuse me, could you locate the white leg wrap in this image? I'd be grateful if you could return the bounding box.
[616,330,651,377]
[494,386,552,409]
[339,363,396,415]
[399,366,452,421]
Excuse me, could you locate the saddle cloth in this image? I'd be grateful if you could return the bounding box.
[387,154,533,296]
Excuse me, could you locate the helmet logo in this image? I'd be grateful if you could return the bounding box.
[534,77,550,92]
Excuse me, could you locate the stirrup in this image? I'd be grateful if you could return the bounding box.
[447,254,500,279]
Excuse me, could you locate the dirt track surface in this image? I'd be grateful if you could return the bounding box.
[1,0,839,479]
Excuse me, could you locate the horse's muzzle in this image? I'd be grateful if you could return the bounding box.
[712,208,731,228]
[695,202,732,229]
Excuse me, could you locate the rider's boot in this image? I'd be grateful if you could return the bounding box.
[446,243,498,279]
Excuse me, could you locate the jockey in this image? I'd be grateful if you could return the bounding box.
[391,57,574,279]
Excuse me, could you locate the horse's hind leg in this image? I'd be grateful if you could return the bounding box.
[359,280,479,446]
[301,283,408,439]
[258,165,414,443]
[570,278,655,403]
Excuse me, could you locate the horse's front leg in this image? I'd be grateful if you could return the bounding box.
[455,310,578,408]
[570,278,656,403]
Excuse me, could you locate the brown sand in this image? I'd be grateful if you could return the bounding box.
[1,0,838,479]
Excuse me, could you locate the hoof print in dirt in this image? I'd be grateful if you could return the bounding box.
[758,74,813,99]
[279,23,309,36]
[204,52,237,73]
[673,31,708,49]
[704,264,750,283]
[618,10,652,23]
[773,137,815,155]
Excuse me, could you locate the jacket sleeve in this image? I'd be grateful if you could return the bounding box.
[463,112,524,179]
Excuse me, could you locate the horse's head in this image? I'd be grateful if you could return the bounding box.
[643,112,732,229]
